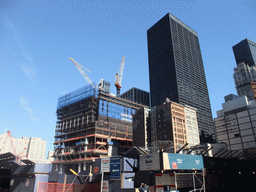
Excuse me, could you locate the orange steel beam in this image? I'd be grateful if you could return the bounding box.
[52,157,99,163]
[96,141,107,145]
[95,133,132,141]
[54,134,96,144]
[54,133,132,145]
[55,148,108,156]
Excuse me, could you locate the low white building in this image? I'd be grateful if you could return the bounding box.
[0,133,47,162]
[184,105,200,148]
[214,95,256,159]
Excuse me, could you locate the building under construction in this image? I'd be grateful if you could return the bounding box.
[53,83,148,174]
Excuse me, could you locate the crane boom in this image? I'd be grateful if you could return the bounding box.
[115,56,125,97]
[69,57,93,86]
[118,56,125,86]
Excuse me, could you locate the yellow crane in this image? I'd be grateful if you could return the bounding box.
[114,56,125,97]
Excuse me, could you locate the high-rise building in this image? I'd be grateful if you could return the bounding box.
[121,87,150,107]
[147,13,214,136]
[132,107,150,149]
[233,62,256,100]
[224,94,238,103]
[214,95,256,160]
[233,39,256,67]
[0,133,47,161]
[53,84,147,174]
[27,137,47,160]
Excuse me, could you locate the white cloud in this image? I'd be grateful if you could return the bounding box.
[20,96,38,121]
[4,16,37,82]
[19,64,36,81]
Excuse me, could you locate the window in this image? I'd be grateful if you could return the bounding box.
[10,179,14,186]
[25,178,30,186]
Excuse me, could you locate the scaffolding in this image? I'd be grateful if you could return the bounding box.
[53,84,148,174]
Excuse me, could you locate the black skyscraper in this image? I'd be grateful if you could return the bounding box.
[120,87,150,107]
[233,38,256,67]
[147,13,214,136]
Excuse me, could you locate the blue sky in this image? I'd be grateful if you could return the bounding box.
[0,0,255,157]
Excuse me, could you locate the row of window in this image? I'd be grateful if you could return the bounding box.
[187,136,199,143]
[229,141,256,150]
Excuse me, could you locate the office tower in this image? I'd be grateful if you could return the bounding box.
[53,84,147,174]
[147,13,214,136]
[214,95,256,160]
[224,94,238,103]
[121,87,150,107]
[233,39,256,67]
[233,62,256,100]
[132,107,150,149]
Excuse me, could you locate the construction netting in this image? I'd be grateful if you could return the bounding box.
[37,182,101,192]
[37,182,77,192]
[57,84,96,109]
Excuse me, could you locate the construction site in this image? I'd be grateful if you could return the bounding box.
[52,58,148,174]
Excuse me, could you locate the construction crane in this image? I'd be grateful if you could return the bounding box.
[17,146,28,160]
[115,56,125,97]
[69,57,93,86]
[0,132,9,154]
[69,58,104,92]
[6,131,17,156]
[0,131,28,164]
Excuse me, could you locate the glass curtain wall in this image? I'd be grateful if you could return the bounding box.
[99,99,136,122]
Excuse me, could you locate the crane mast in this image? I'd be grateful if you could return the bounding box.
[7,131,17,156]
[115,56,125,97]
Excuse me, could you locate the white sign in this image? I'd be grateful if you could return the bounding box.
[101,157,110,172]
[155,174,175,186]
[140,153,160,171]
[155,186,164,192]
[102,180,109,192]
[162,174,175,185]
[155,174,163,185]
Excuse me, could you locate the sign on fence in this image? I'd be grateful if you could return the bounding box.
[101,157,110,172]
[110,157,121,179]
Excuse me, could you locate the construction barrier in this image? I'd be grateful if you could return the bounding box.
[37,182,101,192]
[37,182,77,192]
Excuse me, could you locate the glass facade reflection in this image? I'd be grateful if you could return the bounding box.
[99,99,135,122]
[233,39,256,67]
[121,87,150,107]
